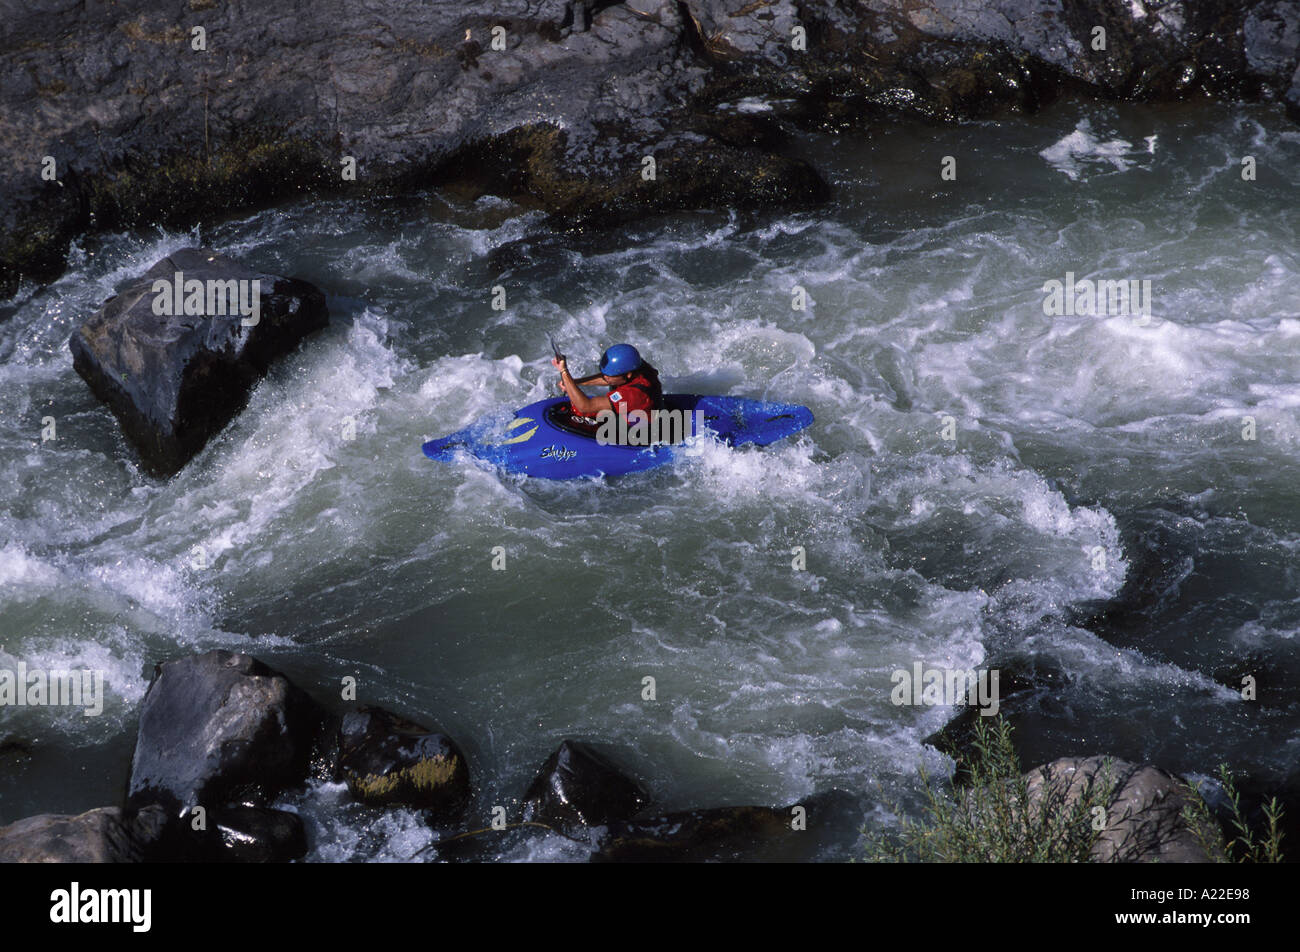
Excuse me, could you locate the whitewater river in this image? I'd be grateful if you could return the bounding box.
[1,99,1297,861]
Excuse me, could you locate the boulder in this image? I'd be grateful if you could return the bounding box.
[70,248,328,476]
[594,793,850,862]
[593,805,792,862]
[337,707,470,820]
[203,806,309,863]
[0,804,168,863]
[1023,757,1225,863]
[520,740,650,838]
[127,650,329,813]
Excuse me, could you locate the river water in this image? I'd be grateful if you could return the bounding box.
[1,99,1297,861]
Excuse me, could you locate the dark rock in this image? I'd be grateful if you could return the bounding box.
[337,707,470,820]
[425,824,571,863]
[0,804,168,863]
[1245,1,1300,116]
[520,740,649,838]
[69,247,328,477]
[0,736,33,764]
[107,803,309,862]
[435,123,829,234]
[1189,769,1300,862]
[6,1,1297,295]
[593,791,851,862]
[1022,757,1225,863]
[127,650,329,813]
[1246,2,1300,81]
[205,806,308,863]
[923,656,1072,785]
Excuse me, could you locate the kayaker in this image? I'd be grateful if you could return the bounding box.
[551,343,664,421]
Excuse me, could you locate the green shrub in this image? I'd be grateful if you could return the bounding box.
[1182,764,1285,864]
[863,716,1116,863]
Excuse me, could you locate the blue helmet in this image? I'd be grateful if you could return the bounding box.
[599,343,642,377]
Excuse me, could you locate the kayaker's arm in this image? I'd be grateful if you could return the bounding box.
[553,357,614,416]
[550,360,606,390]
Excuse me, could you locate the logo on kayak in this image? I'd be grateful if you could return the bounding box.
[540,444,578,462]
[499,416,538,445]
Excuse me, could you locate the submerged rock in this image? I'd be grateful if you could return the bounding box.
[127,650,329,814]
[0,804,168,863]
[69,248,328,477]
[1023,757,1225,863]
[337,707,470,820]
[923,657,1073,785]
[520,740,650,838]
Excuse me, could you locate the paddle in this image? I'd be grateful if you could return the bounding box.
[548,333,570,397]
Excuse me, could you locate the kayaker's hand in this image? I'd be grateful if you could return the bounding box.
[551,356,568,376]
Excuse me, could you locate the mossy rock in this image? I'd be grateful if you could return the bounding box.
[337,707,471,821]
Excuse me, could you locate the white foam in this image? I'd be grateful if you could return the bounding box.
[1040,120,1150,180]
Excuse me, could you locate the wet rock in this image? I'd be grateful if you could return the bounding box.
[337,707,470,821]
[1023,757,1225,863]
[127,650,329,814]
[204,806,308,863]
[426,823,588,863]
[438,123,829,233]
[520,740,650,838]
[1245,1,1300,115]
[0,0,696,294]
[923,656,1072,785]
[8,1,1296,294]
[698,0,1297,127]
[111,803,309,862]
[0,735,34,765]
[0,804,168,863]
[594,791,853,862]
[69,248,328,477]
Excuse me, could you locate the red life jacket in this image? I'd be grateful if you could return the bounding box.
[609,364,663,416]
[571,363,663,419]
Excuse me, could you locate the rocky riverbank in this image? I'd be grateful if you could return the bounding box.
[0,649,1235,863]
[4,0,1298,297]
[0,650,855,862]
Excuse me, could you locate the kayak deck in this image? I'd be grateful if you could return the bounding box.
[423,394,813,479]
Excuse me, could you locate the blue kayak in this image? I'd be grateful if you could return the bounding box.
[422,394,814,479]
